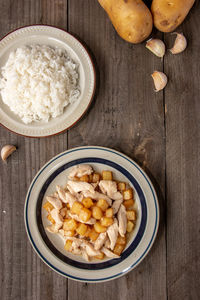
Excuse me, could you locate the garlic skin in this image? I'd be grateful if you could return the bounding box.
[151,71,168,92]
[170,33,187,54]
[1,145,16,161]
[146,39,166,58]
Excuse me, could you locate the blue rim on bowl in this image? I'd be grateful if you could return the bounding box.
[24,146,159,282]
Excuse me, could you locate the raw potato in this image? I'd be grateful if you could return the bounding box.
[98,0,153,44]
[151,0,195,32]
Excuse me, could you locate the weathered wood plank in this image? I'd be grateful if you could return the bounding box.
[164,1,200,299]
[0,1,68,299]
[68,1,166,298]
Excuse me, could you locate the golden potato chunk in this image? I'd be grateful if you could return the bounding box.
[88,174,93,183]
[47,214,55,224]
[84,225,92,238]
[117,182,126,191]
[64,240,73,252]
[123,199,134,209]
[79,207,92,222]
[102,170,113,180]
[113,244,125,256]
[105,208,113,218]
[89,228,99,241]
[92,206,103,220]
[79,175,89,182]
[94,222,107,233]
[82,197,94,208]
[126,210,136,221]
[95,252,105,260]
[123,188,133,200]
[71,201,84,215]
[127,220,135,233]
[92,173,101,183]
[100,217,114,227]
[76,223,88,236]
[96,198,109,211]
[63,218,78,231]
[43,201,54,212]
[116,235,126,245]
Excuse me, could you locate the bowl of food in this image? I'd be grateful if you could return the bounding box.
[0,25,95,137]
[24,146,159,282]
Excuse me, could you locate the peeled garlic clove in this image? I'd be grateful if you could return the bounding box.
[151,71,168,92]
[1,145,16,161]
[146,38,166,58]
[170,33,187,54]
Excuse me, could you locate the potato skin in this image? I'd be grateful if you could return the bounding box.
[151,0,195,32]
[98,0,153,44]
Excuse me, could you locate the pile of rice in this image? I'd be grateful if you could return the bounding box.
[0,45,80,124]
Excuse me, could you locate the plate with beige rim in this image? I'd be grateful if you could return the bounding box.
[0,25,95,137]
[24,146,159,282]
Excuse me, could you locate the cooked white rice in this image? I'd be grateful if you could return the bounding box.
[0,45,80,124]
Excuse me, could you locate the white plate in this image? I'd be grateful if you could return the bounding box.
[24,146,159,282]
[0,25,95,137]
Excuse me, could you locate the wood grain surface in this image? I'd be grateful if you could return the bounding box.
[0,0,199,300]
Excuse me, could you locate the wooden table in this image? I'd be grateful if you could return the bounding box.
[0,1,200,299]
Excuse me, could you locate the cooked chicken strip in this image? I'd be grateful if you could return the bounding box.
[50,209,63,224]
[101,247,119,258]
[84,243,101,257]
[82,191,112,206]
[67,180,95,194]
[46,196,62,210]
[107,220,119,250]
[65,191,77,207]
[68,212,96,225]
[94,232,107,250]
[104,238,111,249]
[112,199,123,214]
[68,164,93,179]
[60,207,68,217]
[46,223,62,233]
[99,180,123,201]
[56,185,66,202]
[117,204,127,237]
[82,250,89,261]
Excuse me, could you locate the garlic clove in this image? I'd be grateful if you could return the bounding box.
[146,38,166,58]
[151,71,168,92]
[170,33,187,54]
[1,145,16,161]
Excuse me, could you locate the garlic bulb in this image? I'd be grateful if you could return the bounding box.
[151,71,168,92]
[1,145,16,161]
[146,38,166,58]
[170,33,187,54]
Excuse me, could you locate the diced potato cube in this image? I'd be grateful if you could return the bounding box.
[92,173,101,183]
[105,208,113,218]
[63,218,78,231]
[71,201,83,215]
[79,207,92,222]
[127,221,134,233]
[100,217,114,227]
[94,222,107,233]
[43,201,54,212]
[79,175,89,182]
[92,206,103,220]
[76,223,88,236]
[64,230,75,237]
[64,240,73,252]
[113,244,125,256]
[102,170,113,180]
[126,210,136,221]
[95,252,105,260]
[63,218,69,222]
[66,203,70,209]
[88,174,93,183]
[47,214,55,224]
[96,199,109,211]
[123,199,134,209]
[89,227,99,241]
[82,197,94,208]
[116,235,126,245]
[73,176,80,181]
[84,226,92,238]
[117,182,126,191]
[123,188,133,200]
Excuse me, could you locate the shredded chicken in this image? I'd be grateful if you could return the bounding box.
[112,199,123,214]
[46,196,62,210]
[107,219,119,250]
[118,204,127,237]
[94,232,107,250]
[56,185,67,202]
[68,212,96,225]
[67,180,95,194]
[68,164,93,179]
[50,209,63,224]
[99,180,123,201]
[101,247,119,258]
[82,191,112,206]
